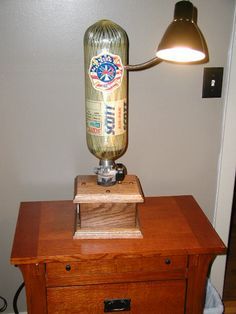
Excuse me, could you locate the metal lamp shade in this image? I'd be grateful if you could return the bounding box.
[156,1,207,63]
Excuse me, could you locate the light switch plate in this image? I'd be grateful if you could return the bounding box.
[202,67,224,98]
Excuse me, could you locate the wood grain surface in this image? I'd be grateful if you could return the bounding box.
[11,196,226,265]
[73,175,144,203]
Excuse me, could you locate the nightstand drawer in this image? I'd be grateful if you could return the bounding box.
[46,255,187,286]
[47,280,186,314]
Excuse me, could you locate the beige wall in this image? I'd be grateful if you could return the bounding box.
[0,0,235,312]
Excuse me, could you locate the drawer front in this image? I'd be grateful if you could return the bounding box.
[46,255,187,286]
[47,280,186,314]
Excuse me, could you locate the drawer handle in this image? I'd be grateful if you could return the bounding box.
[104,299,131,312]
[65,264,71,271]
[165,258,171,265]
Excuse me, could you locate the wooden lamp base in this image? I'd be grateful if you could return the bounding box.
[73,175,144,239]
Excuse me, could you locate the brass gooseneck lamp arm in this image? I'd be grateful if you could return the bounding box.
[125,57,163,71]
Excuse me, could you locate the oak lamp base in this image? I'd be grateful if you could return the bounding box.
[73,175,144,239]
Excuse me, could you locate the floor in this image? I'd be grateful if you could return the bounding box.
[224,301,236,314]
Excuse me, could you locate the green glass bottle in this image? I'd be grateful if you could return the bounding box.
[84,20,128,163]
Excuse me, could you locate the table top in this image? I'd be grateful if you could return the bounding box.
[10,196,226,265]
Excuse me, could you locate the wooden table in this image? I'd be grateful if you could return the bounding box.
[10,196,226,313]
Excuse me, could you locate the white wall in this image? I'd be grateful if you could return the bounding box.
[211,6,236,295]
[0,1,234,312]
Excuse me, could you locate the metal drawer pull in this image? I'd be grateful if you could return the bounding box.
[65,264,71,271]
[165,258,171,265]
[104,299,131,312]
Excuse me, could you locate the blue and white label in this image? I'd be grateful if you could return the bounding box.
[89,53,124,92]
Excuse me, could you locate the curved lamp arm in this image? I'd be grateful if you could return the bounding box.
[124,56,163,71]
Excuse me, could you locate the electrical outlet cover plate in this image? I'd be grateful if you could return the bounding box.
[202,67,224,98]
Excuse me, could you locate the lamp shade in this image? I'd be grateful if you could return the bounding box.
[156,1,207,63]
